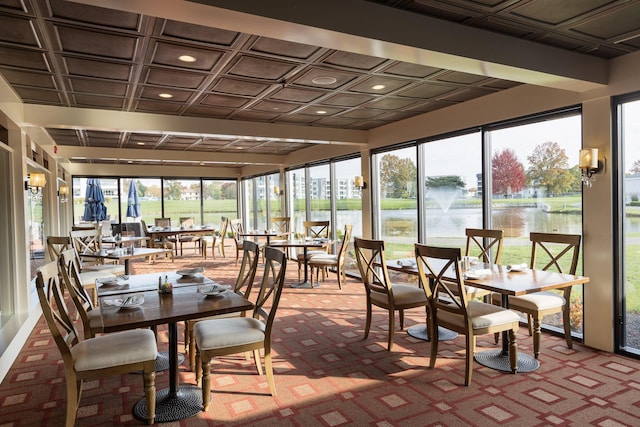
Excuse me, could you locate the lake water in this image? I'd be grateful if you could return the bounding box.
[304,206,584,240]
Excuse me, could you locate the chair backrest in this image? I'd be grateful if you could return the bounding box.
[465,228,504,264]
[47,236,71,261]
[414,244,469,323]
[58,249,95,338]
[36,261,80,366]
[69,228,103,255]
[155,218,171,228]
[354,237,393,296]
[270,217,290,236]
[530,232,581,274]
[337,224,353,262]
[100,220,112,237]
[303,221,330,239]
[234,240,260,299]
[179,217,194,228]
[218,217,229,242]
[254,247,288,334]
[230,219,244,245]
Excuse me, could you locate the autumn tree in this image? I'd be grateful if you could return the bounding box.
[164,180,182,200]
[526,141,576,195]
[630,159,640,175]
[135,180,147,197]
[379,154,417,198]
[492,149,526,195]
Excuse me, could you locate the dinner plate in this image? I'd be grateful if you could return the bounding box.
[197,284,231,296]
[97,278,119,286]
[107,294,145,309]
[177,267,204,277]
[507,264,528,272]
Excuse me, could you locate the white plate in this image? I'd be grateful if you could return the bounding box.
[464,272,484,280]
[177,267,204,277]
[507,264,528,272]
[97,278,119,286]
[198,284,231,296]
[107,294,144,309]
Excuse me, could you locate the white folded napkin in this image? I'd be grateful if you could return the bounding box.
[507,263,528,271]
[465,268,492,279]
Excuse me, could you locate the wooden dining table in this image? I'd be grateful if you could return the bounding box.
[269,238,329,288]
[146,226,217,255]
[388,259,589,373]
[98,271,253,423]
[80,247,172,275]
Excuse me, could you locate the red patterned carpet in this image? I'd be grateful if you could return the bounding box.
[1,250,639,426]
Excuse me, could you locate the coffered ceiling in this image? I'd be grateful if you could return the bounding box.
[0,0,638,175]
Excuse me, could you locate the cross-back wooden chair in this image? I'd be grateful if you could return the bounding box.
[415,244,519,385]
[47,236,71,262]
[353,237,428,350]
[186,239,260,370]
[309,224,353,289]
[36,261,157,426]
[495,232,581,358]
[296,220,330,280]
[195,246,288,407]
[464,228,504,301]
[202,217,229,259]
[229,219,245,265]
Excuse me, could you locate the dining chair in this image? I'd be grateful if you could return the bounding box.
[269,216,292,258]
[58,248,103,339]
[464,228,504,301]
[414,244,519,386]
[296,220,330,280]
[69,228,123,270]
[36,261,157,426]
[494,232,581,359]
[185,239,260,371]
[202,217,229,259]
[176,217,200,255]
[309,224,353,289]
[141,219,174,261]
[195,246,287,407]
[353,237,428,351]
[46,235,71,262]
[229,219,245,265]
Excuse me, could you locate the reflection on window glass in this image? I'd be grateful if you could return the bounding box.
[423,132,481,250]
[489,113,583,336]
[288,168,306,235]
[334,157,362,276]
[268,173,282,218]
[621,97,640,352]
[163,179,201,226]
[374,146,418,260]
[308,164,330,227]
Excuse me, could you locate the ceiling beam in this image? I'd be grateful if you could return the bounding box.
[71,0,608,92]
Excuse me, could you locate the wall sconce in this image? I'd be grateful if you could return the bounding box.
[273,186,283,197]
[354,175,367,190]
[25,172,47,194]
[58,185,69,203]
[579,148,603,187]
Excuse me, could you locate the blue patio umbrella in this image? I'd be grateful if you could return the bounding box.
[126,180,141,219]
[82,178,107,222]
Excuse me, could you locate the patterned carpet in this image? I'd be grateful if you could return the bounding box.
[1,249,639,426]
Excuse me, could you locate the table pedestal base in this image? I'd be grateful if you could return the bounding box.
[133,385,203,423]
[407,325,458,341]
[474,349,540,373]
[291,281,317,289]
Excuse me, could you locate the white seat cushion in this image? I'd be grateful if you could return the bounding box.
[507,291,566,311]
[194,317,265,350]
[309,255,338,266]
[87,309,103,330]
[71,329,157,371]
[371,284,427,306]
[438,301,520,330]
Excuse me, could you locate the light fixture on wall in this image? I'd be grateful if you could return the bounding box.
[58,185,69,203]
[354,175,367,190]
[579,148,603,187]
[273,186,283,197]
[25,172,46,194]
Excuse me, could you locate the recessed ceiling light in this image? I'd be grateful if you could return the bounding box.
[127,160,133,164]
[312,76,337,85]
[372,84,386,90]
[159,93,173,99]
[178,55,196,63]
[316,110,327,115]
[136,142,145,146]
